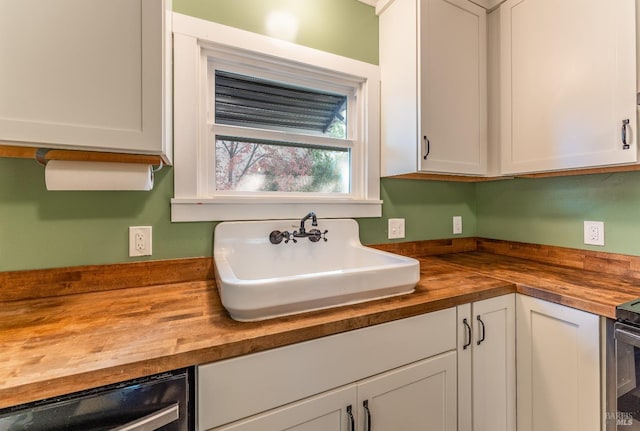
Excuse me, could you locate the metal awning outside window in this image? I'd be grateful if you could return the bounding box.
[214,70,347,135]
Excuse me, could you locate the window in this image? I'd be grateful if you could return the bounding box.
[171,13,381,221]
[212,70,350,194]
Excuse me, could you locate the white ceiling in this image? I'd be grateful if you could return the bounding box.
[356,0,378,7]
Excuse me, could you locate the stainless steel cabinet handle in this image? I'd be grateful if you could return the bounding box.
[111,403,179,431]
[462,318,472,350]
[346,405,355,431]
[622,119,631,150]
[423,135,430,160]
[476,315,486,346]
[363,400,372,431]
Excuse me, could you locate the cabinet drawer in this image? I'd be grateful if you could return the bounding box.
[197,308,456,430]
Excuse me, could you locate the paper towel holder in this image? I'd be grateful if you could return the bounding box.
[152,160,164,173]
[35,148,49,167]
[34,148,164,173]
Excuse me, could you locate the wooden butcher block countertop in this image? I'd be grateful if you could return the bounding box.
[2,237,640,409]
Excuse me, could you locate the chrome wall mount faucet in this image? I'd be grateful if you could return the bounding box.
[269,212,328,244]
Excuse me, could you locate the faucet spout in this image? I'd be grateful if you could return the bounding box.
[299,212,317,234]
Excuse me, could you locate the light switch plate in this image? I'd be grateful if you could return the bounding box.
[453,216,462,235]
[388,218,405,239]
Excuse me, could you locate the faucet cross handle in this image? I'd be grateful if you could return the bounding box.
[284,231,297,244]
[308,229,329,243]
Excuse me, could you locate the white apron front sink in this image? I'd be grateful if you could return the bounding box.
[214,219,419,321]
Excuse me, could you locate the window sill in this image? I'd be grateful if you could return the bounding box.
[170,198,382,222]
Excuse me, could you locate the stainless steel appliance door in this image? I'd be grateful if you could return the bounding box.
[615,323,640,430]
[0,369,191,431]
[111,403,179,431]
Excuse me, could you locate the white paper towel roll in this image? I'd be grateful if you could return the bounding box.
[45,160,154,191]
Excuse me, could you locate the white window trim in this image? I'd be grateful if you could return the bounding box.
[171,12,381,222]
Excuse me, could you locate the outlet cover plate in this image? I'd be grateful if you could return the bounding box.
[583,221,604,246]
[129,226,153,256]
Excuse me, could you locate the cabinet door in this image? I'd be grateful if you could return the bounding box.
[198,310,455,430]
[457,302,473,431]
[500,0,637,174]
[457,295,516,431]
[379,0,420,176]
[211,385,356,431]
[419,0,487,175]
[0,0,170,159]
[516,295,600,431]
[472,295,516,431]
[379,0,487,176]
[357,351,457,431]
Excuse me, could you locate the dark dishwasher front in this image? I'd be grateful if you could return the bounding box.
[0,367,193,431]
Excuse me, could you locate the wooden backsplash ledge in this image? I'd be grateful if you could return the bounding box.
[477,238,640,281]
[375,237,640,282]
[370,237,478,256]
[5,237,640,303]
[0,257,214,303]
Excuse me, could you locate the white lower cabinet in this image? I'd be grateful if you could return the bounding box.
[212,352,457,431]
[356,352,457,431]
[516,295,601,431]
[457,294,516,431]
[197,309,457,431]
[210,384,358,431]
[199,294,604,431]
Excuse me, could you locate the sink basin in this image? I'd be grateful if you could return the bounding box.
[213,219,419,321]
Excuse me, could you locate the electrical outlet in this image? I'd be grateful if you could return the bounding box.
[129,226,152,256]
[453,216,463,235]
[583,221,604,246]
[135,232,145,252]
[388,218,405,239]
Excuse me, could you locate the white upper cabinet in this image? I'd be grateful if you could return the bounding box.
[379,0,488,176]
[473,0,501,8]
[0,0,172,162]
[499,0,637,174]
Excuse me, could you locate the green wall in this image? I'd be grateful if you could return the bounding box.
[0,0,475,271]
[476,173,640,255]
[4,0,636,272]
[362,178,476,245]
[172,0,379,64]
[0,159,213,271]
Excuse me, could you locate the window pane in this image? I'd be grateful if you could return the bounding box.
[215,70,347,139]
[215,137,350,193]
